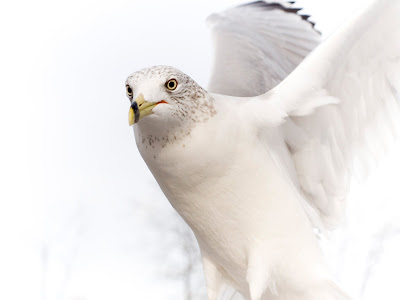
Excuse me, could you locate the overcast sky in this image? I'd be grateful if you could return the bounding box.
[1,0,399,300]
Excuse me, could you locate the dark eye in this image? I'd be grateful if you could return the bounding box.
[166,79,178,91]
[126,85,133,97]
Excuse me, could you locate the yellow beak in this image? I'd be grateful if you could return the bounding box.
[128,94,159,126]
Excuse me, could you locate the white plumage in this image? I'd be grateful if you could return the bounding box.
[125,1,400,299]
[207,1,321,96]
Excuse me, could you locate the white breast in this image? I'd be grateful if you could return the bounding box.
[135,105,328,295]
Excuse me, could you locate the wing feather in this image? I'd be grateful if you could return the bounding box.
[260,0,400,229]
[207,1,320,97]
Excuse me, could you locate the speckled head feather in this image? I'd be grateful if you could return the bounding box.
[125,66,216,150]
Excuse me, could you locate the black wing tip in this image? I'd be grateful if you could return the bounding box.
[239,1,320,34]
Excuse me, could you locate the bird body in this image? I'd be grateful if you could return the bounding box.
[133,91,346,299]
[125,0,400,299]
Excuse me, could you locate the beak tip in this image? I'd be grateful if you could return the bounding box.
[129,107,135,126]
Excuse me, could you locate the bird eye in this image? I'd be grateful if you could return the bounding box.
[166,79,178,91]
[126,85,133,97]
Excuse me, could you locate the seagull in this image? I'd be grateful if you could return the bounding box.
[124,1,400,299]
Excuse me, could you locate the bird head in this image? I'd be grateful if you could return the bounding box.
[125,66,216,134]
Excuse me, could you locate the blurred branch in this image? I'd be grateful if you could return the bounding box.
[360,223,400,299]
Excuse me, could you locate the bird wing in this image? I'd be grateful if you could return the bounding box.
[256,0,400,229]
[206,1,321,97]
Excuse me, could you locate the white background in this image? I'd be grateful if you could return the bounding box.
[1,0,399,299]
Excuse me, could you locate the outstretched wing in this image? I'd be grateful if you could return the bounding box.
[207,1,320,96]
[260,0,400,229]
